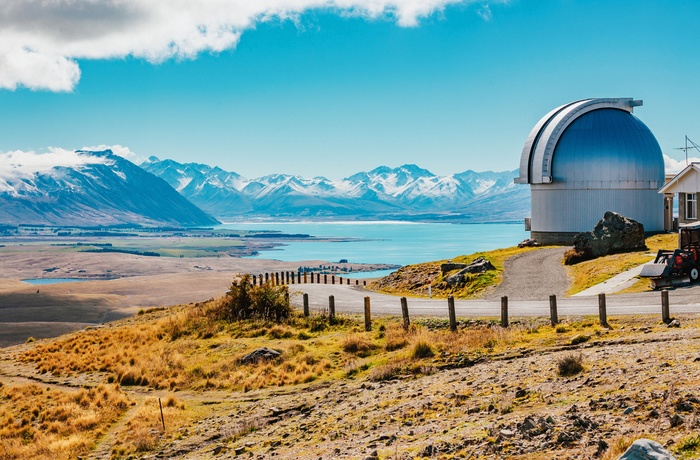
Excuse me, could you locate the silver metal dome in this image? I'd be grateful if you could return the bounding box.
[517,98,665,243]
[552,108,665,189]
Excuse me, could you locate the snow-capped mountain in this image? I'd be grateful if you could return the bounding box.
[0,150,219,227]
[141,158,529,222]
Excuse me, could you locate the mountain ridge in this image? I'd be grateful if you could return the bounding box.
[0,150,220,227]
[141,157,530,222]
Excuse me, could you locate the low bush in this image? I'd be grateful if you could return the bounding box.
[411,340,434,359]
[217,275,292,323]
[557,353,584,376]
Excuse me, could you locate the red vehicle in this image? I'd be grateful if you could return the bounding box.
[640,223,700,289]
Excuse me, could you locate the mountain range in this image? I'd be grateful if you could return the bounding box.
[0,149,529,227]
[141,157,530,222]
[0,150,219,227]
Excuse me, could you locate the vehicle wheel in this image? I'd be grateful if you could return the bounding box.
[691,268,699,282]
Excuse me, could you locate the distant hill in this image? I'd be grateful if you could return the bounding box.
[141,158,530,222]
[0,150,219,227]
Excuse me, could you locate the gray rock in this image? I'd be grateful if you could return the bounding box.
[240,347,281,364]
[617,438,676,459]
[445,257,496,286]
[573,211,646,258]
[440,262,468,274]
[518,238,540,248]
[668,319,681,328]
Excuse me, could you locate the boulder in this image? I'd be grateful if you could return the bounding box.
[573,211,646,259]
[617,438,676,460]
[518,238,540,248]
[445,257,496,286]
[240,347,281,364]
[440,262,468,274]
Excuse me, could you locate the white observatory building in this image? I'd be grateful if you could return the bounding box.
[515,98,665,244]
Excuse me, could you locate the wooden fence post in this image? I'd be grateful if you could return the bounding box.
[275,272,279,285]
[317,273,321,283]
[549,294,558,326]
[364,296,371,331]
[252,274,257,286]
[304,272,307,284]
[347,278,350,285]
[265,273,269,284]
[324,274,327,284]
[598,293,608,326]
[158,397,166,432]
[448,296,457,332]
[661,290,670,324]
[332,275,335,285]
[339,277,343,285]
[286,272,290,284]
[400,297,410,330]
[501,296,508,328]
[328,295,335,322]
[303,293,310,317]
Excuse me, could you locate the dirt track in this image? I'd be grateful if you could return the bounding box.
[488,247,570,300]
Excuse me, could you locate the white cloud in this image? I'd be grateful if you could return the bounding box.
[664,154,700,175]
[0,148,110,182]
[0,0,497,92]
[81,144,141,163]
[476,4,492,21]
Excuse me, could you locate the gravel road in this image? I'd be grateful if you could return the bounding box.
[487,246,570,300]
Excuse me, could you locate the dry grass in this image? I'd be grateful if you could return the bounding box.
[566,233,676,295]
[110,396,188,458]
[0,383,129,460]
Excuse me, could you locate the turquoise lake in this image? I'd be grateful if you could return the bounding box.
[218,221,528,276]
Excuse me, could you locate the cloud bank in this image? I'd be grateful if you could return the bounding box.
[664,154,700,175]
[0,148,110,187]
[0,0,491,92]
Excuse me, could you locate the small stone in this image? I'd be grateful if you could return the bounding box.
[623,407,634,415]
[500,429,515,437]
[669,413,684,428]
[515,388,528,398]
[668,319,681,328]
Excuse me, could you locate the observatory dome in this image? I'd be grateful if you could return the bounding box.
[516,98,665,244]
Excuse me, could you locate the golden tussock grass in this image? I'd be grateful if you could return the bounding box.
[110,396,187,458]
[566,233,676,295]
[0,383,129,460]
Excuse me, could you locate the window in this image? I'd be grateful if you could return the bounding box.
[687,193,697,220]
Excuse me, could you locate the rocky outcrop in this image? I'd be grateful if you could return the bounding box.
[518,238,540,248]
[240,347,281,364]
[617,438,676,459]
[445,257,496,287]
[566,211,646,264]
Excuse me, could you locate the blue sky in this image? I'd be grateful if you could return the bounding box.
[0,0,698,179]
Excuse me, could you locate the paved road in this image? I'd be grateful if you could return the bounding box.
[488,247,568,300]
[289,283,700,318]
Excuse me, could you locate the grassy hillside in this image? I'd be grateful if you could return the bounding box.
[370,246,542,299]
[3,284,700,459]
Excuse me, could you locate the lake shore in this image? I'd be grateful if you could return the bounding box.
[0,238,395,347]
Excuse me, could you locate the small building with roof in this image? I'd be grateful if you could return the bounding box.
[659,163,700,227]
[516,98,666,244]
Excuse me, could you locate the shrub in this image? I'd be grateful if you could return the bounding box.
[564,247,593,265]
[412,340,434,359]
[220,275,292,322]
[557,353,584,376]
[342,335,376,357]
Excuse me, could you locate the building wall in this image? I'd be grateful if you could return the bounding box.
[530,186,664,234]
